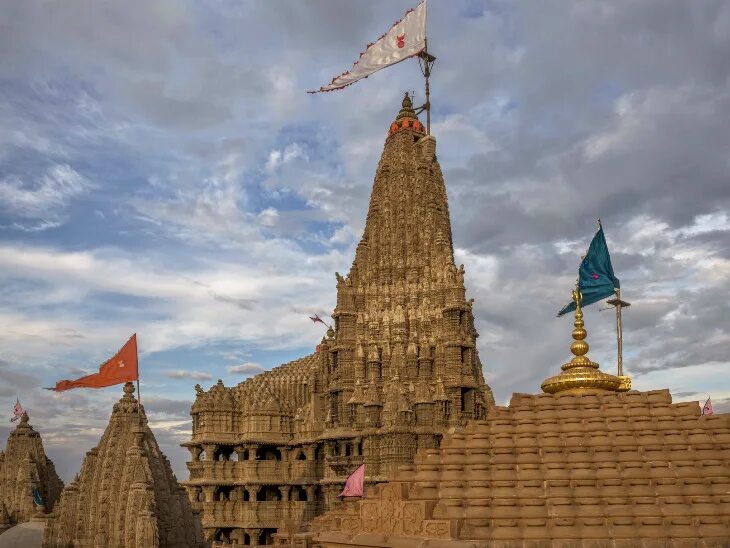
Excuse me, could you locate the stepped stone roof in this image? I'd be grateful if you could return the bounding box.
[44,383,203,548]
[311,389,730,546]
[0,412,63,530]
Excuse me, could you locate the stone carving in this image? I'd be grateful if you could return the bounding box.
[184,93,494,543]
[0,412,63,531]
[43,383,203,547]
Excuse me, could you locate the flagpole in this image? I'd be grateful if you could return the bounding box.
[607,288,630,377]
[417,5,436,136]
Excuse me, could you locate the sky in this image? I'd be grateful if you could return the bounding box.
[1,0,729,483]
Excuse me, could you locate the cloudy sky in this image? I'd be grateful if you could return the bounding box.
[1,0,729,483]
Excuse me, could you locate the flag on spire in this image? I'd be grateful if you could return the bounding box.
[339,464,365,498]
[309,314,326,325]
[47,334,139,392]
[10,398,24,422]
[702,396,714,416]
[558,224,620,317]
[309,1,427,93]
[32,487,43,506]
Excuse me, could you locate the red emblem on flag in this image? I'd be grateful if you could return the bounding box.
[591,273,599,279]
[396,34,405,48]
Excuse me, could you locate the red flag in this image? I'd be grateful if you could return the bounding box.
[702,396,714,416]
[48,334,138,392]
[339,464,365,498]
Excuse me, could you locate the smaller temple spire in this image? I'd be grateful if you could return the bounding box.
[542,288,623,394]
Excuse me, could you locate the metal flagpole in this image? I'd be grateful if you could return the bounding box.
[607,289,630,377]
[417,38,436,134]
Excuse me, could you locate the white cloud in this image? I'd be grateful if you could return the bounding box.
[163,370,212,381]
[265,143,306,173]
[257,207,279,227]
[227,362,265,375]
[0,164,91,219]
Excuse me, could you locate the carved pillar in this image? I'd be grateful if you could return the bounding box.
[202,486,215,503]
[202,444,217,461]
[187,446,202,461]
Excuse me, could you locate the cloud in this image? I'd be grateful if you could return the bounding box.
[0,164,91,226]
[227,362,266,375]
[162,370,212,381]
[265,143,306,173]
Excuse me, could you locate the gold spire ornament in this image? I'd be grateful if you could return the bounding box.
[542,288,625,394]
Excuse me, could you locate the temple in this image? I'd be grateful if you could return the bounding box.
[183,93,495,545]
[44,382,203,548]
[0,412,63,533]
[302,291,730,546]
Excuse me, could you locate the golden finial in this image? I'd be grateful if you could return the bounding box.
[541,288,622,394]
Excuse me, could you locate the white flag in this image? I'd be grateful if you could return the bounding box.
[309,1,427,93]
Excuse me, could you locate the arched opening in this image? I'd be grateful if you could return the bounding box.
[259,528,277,545]
[291,485,307,501]
[315,485,324,514]
[256,445,281,461]
[196,489,205,503]
[243,532,251,545]
[215,485,233,501]
[296,450,306,461]
[199,450,207,461]
[214,528,233,543]
[215,445,234,461]
[357,441,363,455]
[242,488,250,501]
[256,485,282,501]
[345,443,352,457]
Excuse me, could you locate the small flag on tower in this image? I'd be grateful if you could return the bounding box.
[47,334,139,392]
[309,314,326,325]
[339,464,365,498]
[309,1,427,93]
[10,398,24,422]
[702,396,714,416]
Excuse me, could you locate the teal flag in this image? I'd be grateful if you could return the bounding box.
[558,226,620,316]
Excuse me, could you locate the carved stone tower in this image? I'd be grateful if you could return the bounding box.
[0,413,63,531]
[44,383,203,548]
[183,94,494,546]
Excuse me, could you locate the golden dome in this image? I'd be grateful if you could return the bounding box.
[541,288,622,394]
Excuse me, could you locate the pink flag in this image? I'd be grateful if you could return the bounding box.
[339,464,365,498]
[10,398,24,423]
[309,314,326,325]
[702,396,713,416]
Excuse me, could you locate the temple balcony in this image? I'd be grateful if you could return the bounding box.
[186,460,318,484]
[201,500,317,529]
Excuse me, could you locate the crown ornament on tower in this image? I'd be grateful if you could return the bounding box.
[541,288,625,394]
